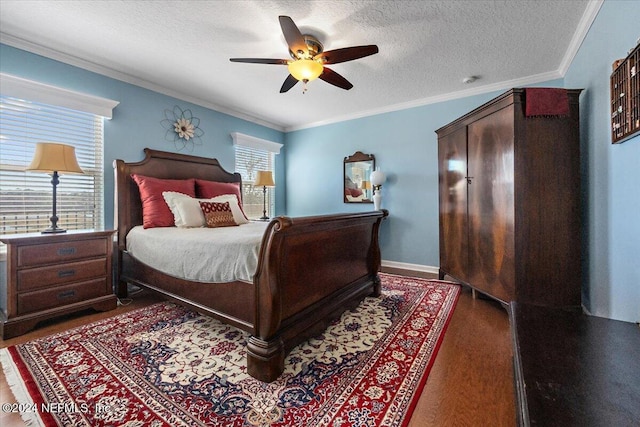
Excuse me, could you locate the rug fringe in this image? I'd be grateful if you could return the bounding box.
[0,348,46,426]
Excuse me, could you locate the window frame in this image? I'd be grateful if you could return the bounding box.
[232,132,282,220]
[0,74,118,241]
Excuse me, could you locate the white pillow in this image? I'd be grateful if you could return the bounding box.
[162,191,202,227]
[162,192,249,227]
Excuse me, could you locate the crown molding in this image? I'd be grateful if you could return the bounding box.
[283,0,602,132]
[0,33,286,132]
[285,69,562,132]
[3,0,600,134]
[557,0,604,76]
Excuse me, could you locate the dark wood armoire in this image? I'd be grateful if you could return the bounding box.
[435,88,582,307]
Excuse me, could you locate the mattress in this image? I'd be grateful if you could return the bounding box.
[125,222,269,283]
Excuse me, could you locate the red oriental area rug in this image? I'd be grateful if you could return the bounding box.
[1,273,459,426]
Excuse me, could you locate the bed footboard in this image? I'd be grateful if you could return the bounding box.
[248,209,388,382]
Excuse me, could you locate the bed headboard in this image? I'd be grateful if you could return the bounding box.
[113,148,242,249]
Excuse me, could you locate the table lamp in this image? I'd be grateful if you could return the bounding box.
[370,168,386,210]
[253,170,275,220]
[26,142,84,233]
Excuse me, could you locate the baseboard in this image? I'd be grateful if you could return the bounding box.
[381,260,439,275]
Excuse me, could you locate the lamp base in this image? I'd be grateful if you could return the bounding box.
[373,190,382,211]
[44,173,66,234]
[42,227,66,234]
[259,186,270,221]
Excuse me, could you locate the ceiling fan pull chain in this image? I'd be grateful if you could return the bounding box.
[302,80,309,94]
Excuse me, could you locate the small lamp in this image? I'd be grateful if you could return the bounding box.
[253,170,275,220]
[370,168,387,210]
[26,142,84,233]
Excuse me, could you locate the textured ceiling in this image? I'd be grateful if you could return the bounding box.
[0,0,599,131]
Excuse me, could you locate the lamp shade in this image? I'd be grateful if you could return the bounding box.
[288,59,323,82]
[27,142,83,174]
[370,169,386,187]
[254,170,275,187]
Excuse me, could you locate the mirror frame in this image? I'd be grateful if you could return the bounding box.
[344,151,375,203]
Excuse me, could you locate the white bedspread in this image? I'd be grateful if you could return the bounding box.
[126,222,268,283]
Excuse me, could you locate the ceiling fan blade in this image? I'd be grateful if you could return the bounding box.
[280,74,299,93]
[315,45,379,64]
[319,67,353,90]
[279,15,308,58]
[229,58,289,65]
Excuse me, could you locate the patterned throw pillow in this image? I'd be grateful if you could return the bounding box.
[195,179,249,222]
[199,201,237,228]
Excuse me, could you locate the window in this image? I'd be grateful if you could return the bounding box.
[0,74,118,240]
[0,95,104,234]
[232,133,283,220]
[235,145,274,219]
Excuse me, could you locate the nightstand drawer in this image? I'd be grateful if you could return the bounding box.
[17,258,108,292]
[17,238,108,267]
[17,278,108,315]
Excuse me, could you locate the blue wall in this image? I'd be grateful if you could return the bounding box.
[286,93,497,266]
[0,44,286,227]
[285,81,563,268]
[563,0,640,322]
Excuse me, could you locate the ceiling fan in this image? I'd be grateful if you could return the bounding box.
[230,16,379,93]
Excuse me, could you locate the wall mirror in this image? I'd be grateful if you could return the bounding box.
[344,151,375,203]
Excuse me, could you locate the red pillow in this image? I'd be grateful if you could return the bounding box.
[131,174,195,228]
[195,179,248,220]
[195,179,242,200]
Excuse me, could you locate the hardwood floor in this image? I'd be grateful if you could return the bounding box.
[386,268,515,427]
[0,270,515,426]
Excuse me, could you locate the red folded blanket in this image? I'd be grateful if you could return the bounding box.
[525,88,569,117]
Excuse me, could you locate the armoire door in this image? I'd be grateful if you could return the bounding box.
[438,126,468,282]
[467,106,516,303]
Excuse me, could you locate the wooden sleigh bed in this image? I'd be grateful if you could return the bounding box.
[114,148,388,382]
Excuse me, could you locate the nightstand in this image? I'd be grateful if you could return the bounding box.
[0,229,117,339]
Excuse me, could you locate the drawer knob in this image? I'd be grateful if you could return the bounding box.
[57,247,77,256]
[58,269,76,278]
[57,290,76,299]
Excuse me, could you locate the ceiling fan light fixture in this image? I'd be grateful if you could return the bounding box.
[288,59,323,82]
[230,16,377,92]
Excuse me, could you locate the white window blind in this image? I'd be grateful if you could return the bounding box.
[0,95,104,235]
[234,145,275,219]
